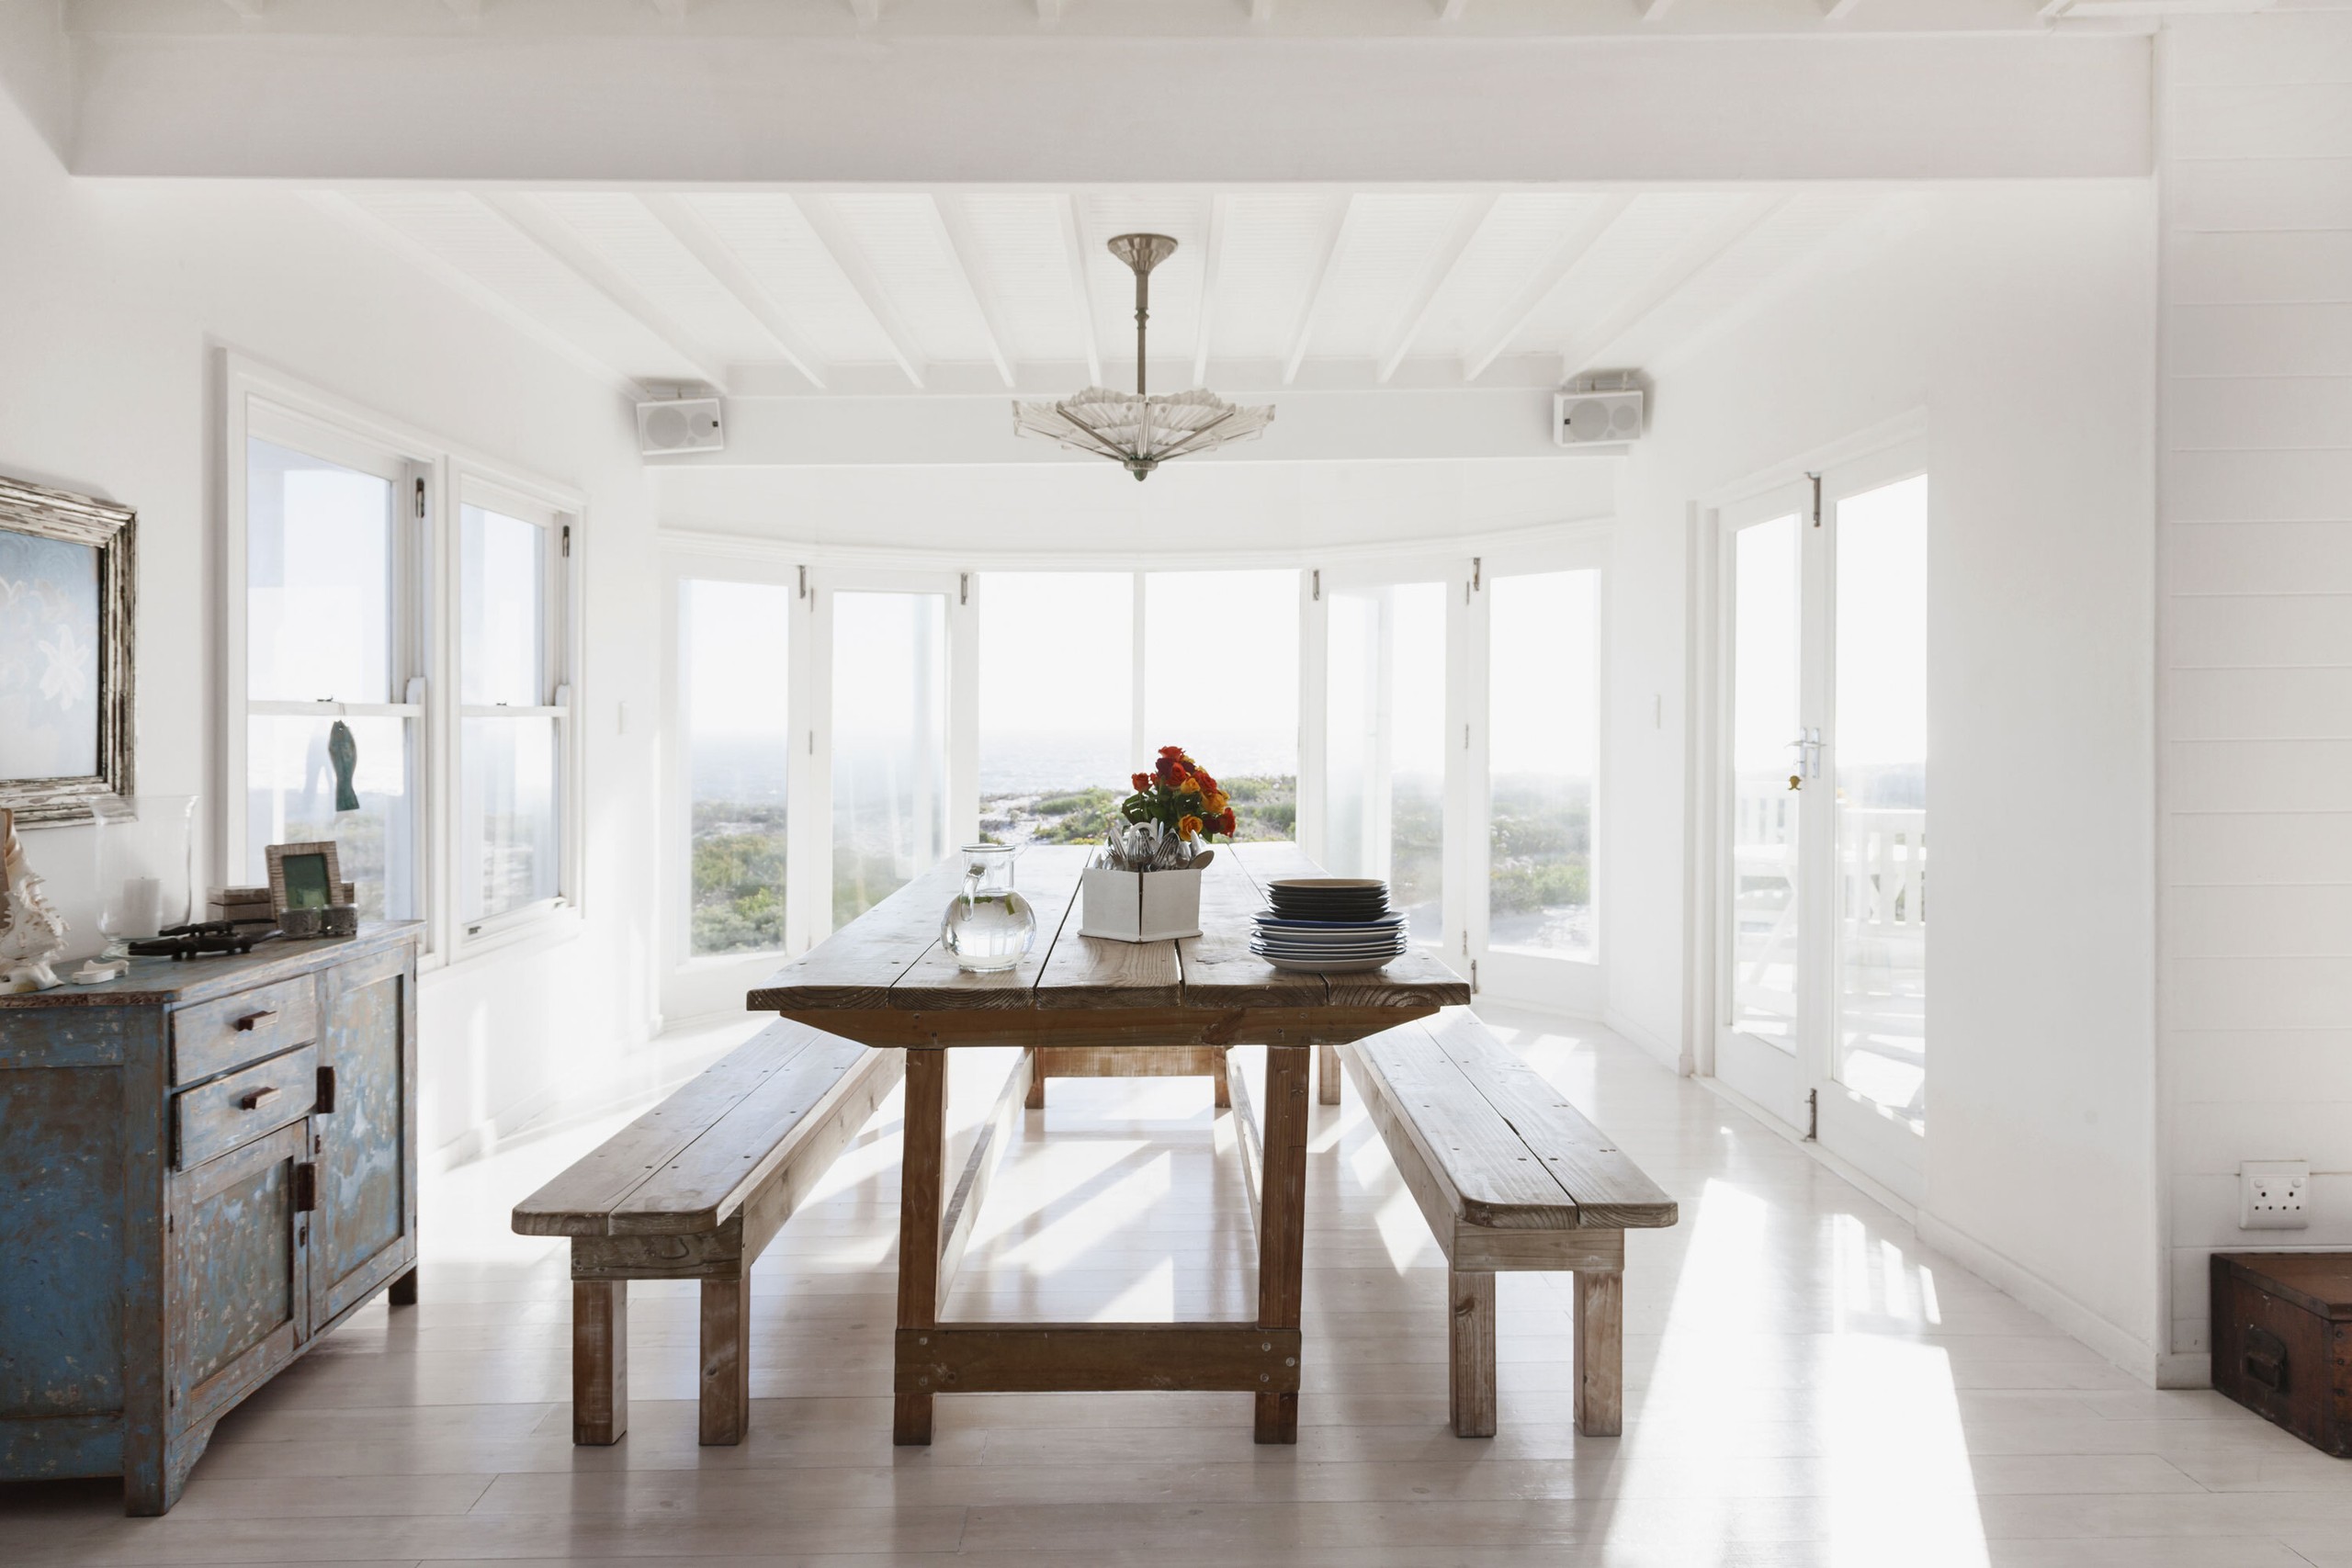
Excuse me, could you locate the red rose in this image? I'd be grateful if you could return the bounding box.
[1217,808,1237,836]
[1157,744,1186,760]
[1155,754,1180,781]
[1131,773,1153,792]
[1193,768,1219,794]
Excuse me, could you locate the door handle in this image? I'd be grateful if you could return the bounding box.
[232,1009,277,1032]
[239,1086,282,1112]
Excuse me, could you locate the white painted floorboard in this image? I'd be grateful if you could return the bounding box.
[5,1006,2346,1566]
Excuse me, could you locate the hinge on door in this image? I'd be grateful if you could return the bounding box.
[1805,1088,1819,1141]
[1472,556,1482,591]
[414,478,425,520]
[1311,570,1320,603]
[797,565,808,600]
[959,572,969,606]
[1470,959,1479,995]
[315,1065,337,1115]
[561,525,571,558]
[1806,471,1822,528]
[293,1162,320,1213]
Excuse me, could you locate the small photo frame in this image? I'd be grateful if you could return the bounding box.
[266,840,344,918]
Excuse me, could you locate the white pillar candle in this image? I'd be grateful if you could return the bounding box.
[123,876,162,939]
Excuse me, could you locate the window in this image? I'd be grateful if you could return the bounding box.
[683,580,792,956]
[1325,581,1446,945]
[832,589,949,924]
[978,571,1132,849]
[228,363,583,961]
[458,496,568,928]
[240,433,420,921]
[1487,569,1599,960]
[1143,570,1298,840]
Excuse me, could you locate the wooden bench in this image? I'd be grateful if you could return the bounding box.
[1340,1011,1677,1438]
[510,1019,915,1446]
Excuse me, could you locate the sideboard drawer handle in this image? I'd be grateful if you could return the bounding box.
[239,1087,282,1112]
[232,1010,277,1032]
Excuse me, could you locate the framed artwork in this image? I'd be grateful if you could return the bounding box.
[0,473,136,826]
[266,840,344,917]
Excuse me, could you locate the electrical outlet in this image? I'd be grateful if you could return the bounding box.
[2239,1161,2310,1230]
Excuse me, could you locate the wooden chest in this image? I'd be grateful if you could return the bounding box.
[2211,1252,2352,1457]
[0,926,422,1512]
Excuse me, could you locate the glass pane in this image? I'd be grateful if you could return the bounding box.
[1324,583,1446,947]
[1390,583,1447,946]
[1143,570,1297,840]
[461,504,545,705]
[832,591,948,926]
[978,572,1132,849]
[1835,475,1928,1125]
[243,714,416,921]
[1730,514,1803,1047]
[1487,570,1598,959]
[684,580,790,957]
[245,438,391,703]
[461,716,560,920]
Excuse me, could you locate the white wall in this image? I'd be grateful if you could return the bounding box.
[1607,184,2164,1376]
[2156,10,2352,1380]
[0,80,663,1167]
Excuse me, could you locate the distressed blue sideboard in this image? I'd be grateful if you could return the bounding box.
[0,924,420,1513]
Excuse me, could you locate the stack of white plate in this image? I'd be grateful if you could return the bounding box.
[1249,878,1408,973]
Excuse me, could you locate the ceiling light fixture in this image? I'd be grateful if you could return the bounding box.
[1013,233,1274,481]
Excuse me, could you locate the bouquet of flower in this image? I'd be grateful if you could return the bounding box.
[1100,746,1236,871]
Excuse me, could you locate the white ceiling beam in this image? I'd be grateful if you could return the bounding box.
[1438,0,1469,18]
[219,0,266,17]
[850,0,880,27]
[1822,0,1865,17]
[639,193,829,390]
[924,195,1017,389]
[1376,194,1498,385]
[1283,196,1363,387]
[1249,0,1273,18]
[1640,0,1677,17]
[1192,193,1227,389]
[1559,192,1790,379]
[791,196,931,389]
[301,191,639,394]
[1056,195,1104,388]
[1461,193,1630,383]
[650,0,691,17]
[444,0,486,19]
[479,191,736,391]
[1036,0,1069,19]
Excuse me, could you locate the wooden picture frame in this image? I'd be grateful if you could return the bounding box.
[0,474,136,826]
[266,840,344,917]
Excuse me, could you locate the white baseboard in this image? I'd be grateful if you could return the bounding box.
[1602,1006,1688,1075]
[2156,1351,2211,1390]
[1913,1209,2160,1388]
[1695,1073,1919,1225]
[424,1079,563,1178]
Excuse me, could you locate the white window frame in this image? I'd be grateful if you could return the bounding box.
[444,467,583,959]
[221,354,585,969]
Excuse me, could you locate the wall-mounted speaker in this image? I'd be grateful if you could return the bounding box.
[1554,388,1644,447]
[637,397,725,457]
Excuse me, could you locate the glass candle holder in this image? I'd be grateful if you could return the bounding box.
[93,795,196,958]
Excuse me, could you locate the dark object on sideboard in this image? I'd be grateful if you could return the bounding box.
[2211,1252,2352,1457]
[0,924,422,1512]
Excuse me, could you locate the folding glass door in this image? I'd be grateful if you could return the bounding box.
[1713,450,1928,1201]
[1321,578,1449,947]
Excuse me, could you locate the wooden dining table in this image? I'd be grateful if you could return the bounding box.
[748,840,1470,1445]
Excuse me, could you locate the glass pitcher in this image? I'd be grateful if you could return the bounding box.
[940,844,1035,974]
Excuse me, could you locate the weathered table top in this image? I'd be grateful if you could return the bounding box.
[749,842,1469,1047]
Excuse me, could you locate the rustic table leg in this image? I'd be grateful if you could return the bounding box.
[1255,1043,1311,1443]
[1450,1267,1498,1438]
[571,1278,628,1445]
[699,1276,752,1445]
[895,1046,948,1446]
[1025,1047,1046,1110]
[1317,1043,1341,1106]
[1574,1264,1623,1437]
[1213,1048,1232,1110]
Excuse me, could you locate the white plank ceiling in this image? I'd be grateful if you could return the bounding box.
[314,185,1924,397]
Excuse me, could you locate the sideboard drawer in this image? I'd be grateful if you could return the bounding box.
[172,977,319,1086]
[175,1043,319,1170]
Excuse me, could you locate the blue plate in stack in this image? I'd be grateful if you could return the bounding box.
[1250,878,1408,972]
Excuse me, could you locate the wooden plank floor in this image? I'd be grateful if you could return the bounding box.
[7,1006,2350,1566]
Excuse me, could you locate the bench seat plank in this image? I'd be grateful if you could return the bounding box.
[1422,1012,1678,1230]
[511,1022,819,1237]
[1354,1021,1578,1229]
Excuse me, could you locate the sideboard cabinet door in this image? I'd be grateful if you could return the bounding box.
[167,1121,309,1433]
[311,946,417,1324]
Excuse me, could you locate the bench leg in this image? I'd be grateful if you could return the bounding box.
[1449,1267,1498,1438]
[571,1279,628,1445]
[699,1276,752,1446]
[895,1047,948,1446]
[1317,1043,1341,1106]
[1573,1268,1623,1437]
[1025,1055,1046,1110]
[1213,1049,1231,1110]
[388,1266,418,1306]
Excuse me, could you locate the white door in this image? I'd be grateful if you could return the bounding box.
[1713,449,1928,1202]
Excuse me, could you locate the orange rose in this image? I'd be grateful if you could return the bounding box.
[1177,775,1203,796]
[1131,772,1153,792]
[1204,791,1227,814]
[1179,815,1204,838]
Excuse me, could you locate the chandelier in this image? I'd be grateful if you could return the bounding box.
[1013,233,1274,481]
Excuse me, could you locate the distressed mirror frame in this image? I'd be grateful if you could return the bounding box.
[0,473,136,826]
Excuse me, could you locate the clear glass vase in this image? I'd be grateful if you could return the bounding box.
[941,844,1035,974]
[93,795,197,958]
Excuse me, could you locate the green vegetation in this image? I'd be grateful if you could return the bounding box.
[1487,774,1592,917]
[692,802,786,953]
